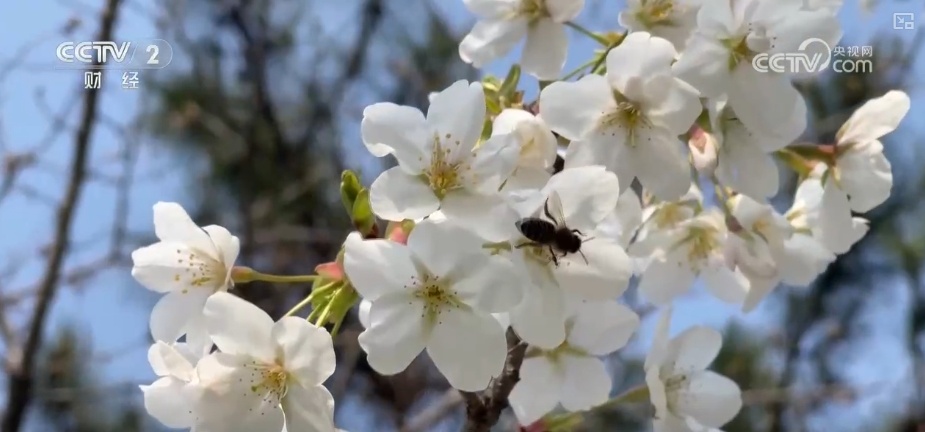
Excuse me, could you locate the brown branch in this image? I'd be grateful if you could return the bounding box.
[0,0,123,429]
[463,328,528,432]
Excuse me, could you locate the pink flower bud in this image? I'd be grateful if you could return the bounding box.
[688,126,718,174]
[315,261,344,281]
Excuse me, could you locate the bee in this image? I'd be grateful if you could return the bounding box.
[515,191,591,266]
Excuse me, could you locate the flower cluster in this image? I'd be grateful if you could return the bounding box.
[132,0,911,430]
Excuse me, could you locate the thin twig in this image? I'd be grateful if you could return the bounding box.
[0,0,123,429]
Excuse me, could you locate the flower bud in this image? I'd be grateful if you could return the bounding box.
[315,261,344,282]
[339,170,362,215]
[688,126,718,174]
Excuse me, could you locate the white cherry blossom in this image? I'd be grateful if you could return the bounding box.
[673,0,841,141]
[506,166,633,348]
[131,202,240,344]
[828,90,910,212]
[362,80,520,241]
[492,108,559,191]
[597,188,644,249]
[618,0,702,50]
[635,209,748,305]
[195,292,337,432]
[646,307,742,432]
[509,299,639,425]
[140,341,207,430]
[544,31,701,200]
[459,0,585,79]
[787,169,869,255]
[343,219,523,391]
[727,194,834,311]
[706,98,790,200]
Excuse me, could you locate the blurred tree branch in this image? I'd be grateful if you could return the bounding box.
[0,0,124,429]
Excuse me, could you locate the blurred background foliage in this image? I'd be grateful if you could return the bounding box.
[19,0,925,431]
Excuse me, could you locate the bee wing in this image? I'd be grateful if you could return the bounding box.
[544,190,568,227]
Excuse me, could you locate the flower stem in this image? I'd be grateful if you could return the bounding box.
[283,282,338,318]
[565,22,608,45]
[559,57,599,81]
[251,272,320,284]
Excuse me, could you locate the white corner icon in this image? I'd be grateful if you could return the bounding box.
[894,13,915,30]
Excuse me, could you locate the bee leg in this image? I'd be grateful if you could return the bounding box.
[571,229,585,236]
[548,245,560,266]
[543,198,555,222]
[515,242,541,249]
[578,249,589,265]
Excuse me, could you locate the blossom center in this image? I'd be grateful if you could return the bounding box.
[599,94,651,146]
[652,204,688,230]
[663,372,689,411]
[517,0,548,22]
[422,133,470,199]
[247,361,291,406]
[409,273,463,325]
[173,248,227,293]
[635,0,677,27]
[679,226,721,270]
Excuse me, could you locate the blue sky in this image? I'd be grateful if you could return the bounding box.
[1,0,924,431]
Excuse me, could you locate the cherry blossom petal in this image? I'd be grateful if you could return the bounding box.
[152,202,217,254]
[149,288,211,343]
[541,166,620,231]
[202,225,240,270]
[606,32,676,91]
[202,292,276,362]
[272,317,336,387]
[427,308,506,391]
[539,75,614,140]
[521,18,567,80]
[837,90,910,145]
[450,254,523,312]
[344,233,416,300]
[633,128,692,201]
[559,354,611,411]
[675,370,742,427]
[566,300,639,355]
[838,141,892,212]
[282,383,336,432]
[701,264,749,304]
[131,242,210,293]
[141,377,196,428]
[553,238,632,300]
[509,357,562,425]
[817,178,856,254]
[427,80,485,153]
[510,266,567,349]
[459,19,529,67]
[440,191,521,242]
[360,102,429,172]
[638,258,696,305]
[663,326,722,373]
[148,341,194,379]
[727,66,807,142]
[369,167,441,221]
[195,355,286,432]
[357,292,427,375]
[407,219,483,277]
